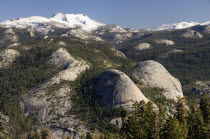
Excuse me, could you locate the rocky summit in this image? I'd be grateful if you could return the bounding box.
[133,60,183,101]
[94,69,149,109]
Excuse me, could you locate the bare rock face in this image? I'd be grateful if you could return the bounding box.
[47,48,75,69]
[48,49,89,82]
[0,49,19,68]
[20,48,90,138]
[94,69,149,109]
[66,29,103,41]
[37,48,90,90]
[133,60,183,101]
[155,39,175,46]
[134,43,153,51]
[20,84,88,139]
[182,30,203,38]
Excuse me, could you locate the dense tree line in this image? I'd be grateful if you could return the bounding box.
[97,94,209,139]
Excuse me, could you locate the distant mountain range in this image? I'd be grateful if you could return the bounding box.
[156,21,210,31]
[0,13,105,32]
[0,13,210,32]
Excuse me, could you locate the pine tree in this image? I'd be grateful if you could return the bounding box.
[157,104,166,130]
[120,114,145,139]
[199,93,210,125]
[161,117,188,139]
[188,106,209,139]
[174,97,188,123]
[143,101,159,139]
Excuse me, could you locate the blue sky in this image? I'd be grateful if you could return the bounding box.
[0,0,210,29]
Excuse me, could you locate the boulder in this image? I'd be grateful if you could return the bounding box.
[133,60,183,101]
[94,69,149,109]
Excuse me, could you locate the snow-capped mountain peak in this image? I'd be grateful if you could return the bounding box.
[156,21,210,31]
[156,21,200,31]
[0,13,105,32]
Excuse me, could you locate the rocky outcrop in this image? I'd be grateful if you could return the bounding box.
[111,33,133,43]
[134,43,153,51]
[182,30,203,38]
[57,41,67,46]
[66,29,103,41]
[1,28,19,43]
[94,69,149,109]
[0,49,19,68]
[125,28,139,33]
[20,48,90,138]
[204,25,210,33]
[0,112,11,138]
[47,48,74,69]
[110,48,125,57]
[188,81,210,95]
[8,43,20,47]
[47,48,89,83]
[94,25,127,34]
[155,39,175,46]
[133,60,183,101]
[27,29,35,37]
[110,117,122,128]
[20,84,88,139]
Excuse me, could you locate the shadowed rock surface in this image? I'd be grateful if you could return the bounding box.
[94,69,149,109]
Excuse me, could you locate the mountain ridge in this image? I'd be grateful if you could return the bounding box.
[156,21,210,30]
[1,13,210,32]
